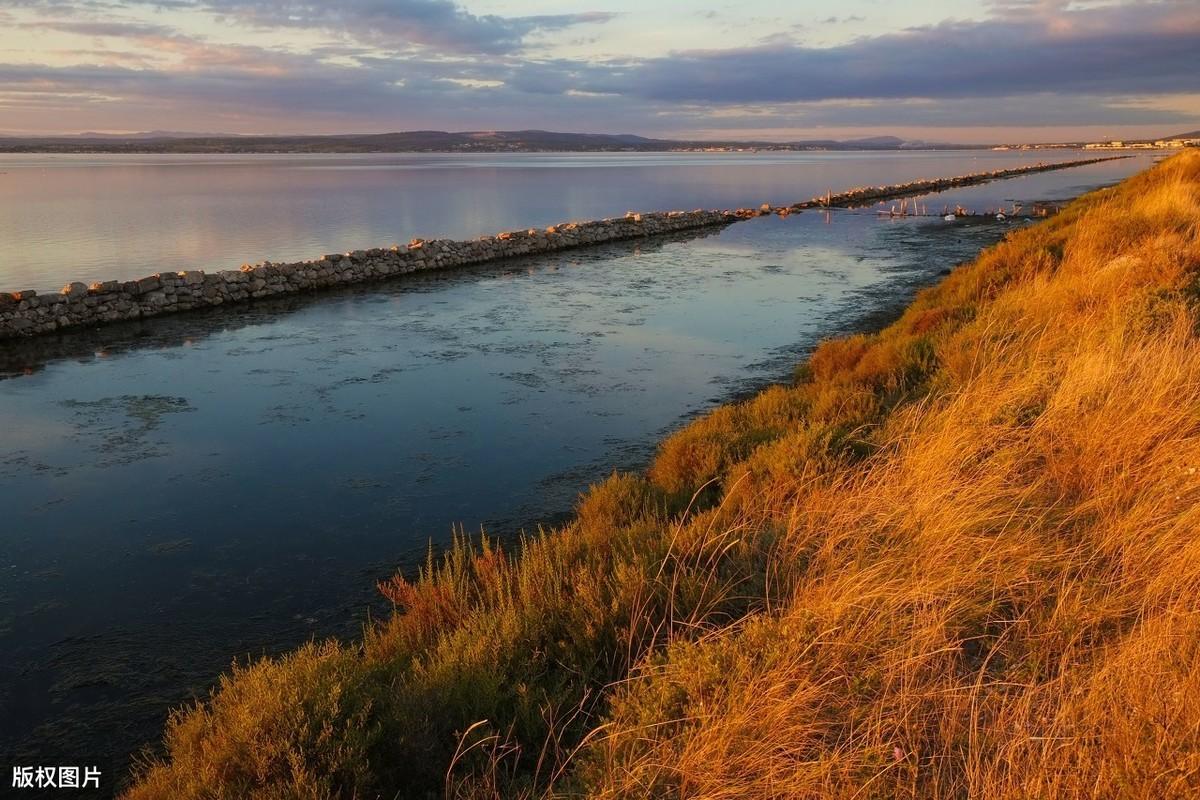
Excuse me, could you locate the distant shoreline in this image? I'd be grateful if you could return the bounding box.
[2,128,1192,156]
[0,129,1010,155]
[0,144,993,155]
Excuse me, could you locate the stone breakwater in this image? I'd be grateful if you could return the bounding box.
[0,210,734,340]
[0,156,1125,340]
[780,155,1128,213]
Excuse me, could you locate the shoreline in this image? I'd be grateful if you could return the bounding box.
[0,155,1125,341]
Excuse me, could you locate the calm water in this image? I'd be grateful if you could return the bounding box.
[0,154,1150,791]
[0,150,1118,292]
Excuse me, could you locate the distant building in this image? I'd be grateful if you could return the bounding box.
[1083,138,1197,150]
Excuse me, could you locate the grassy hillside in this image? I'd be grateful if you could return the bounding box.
[126,150,1200,799]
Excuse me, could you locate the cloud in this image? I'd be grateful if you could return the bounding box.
[0,43,596,120]
[24,19,178,38]
[0,0,1197,137]
[194,0,616,54]
[657,94,1198,131]
[572,2,1199,103]
[0,54,649,136]
[12,0,617,55]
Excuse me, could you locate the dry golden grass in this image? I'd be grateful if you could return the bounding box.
[126,151,1200,799]
[576,151,1200,799]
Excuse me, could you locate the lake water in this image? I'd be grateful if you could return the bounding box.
[0,153,1151,790]
[0,150,1125,292]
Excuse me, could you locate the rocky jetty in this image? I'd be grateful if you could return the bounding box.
[731,155,1126,217]
[0,211,733,339]
[0,156,1124,340]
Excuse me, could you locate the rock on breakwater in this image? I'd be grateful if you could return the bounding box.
[0,156,1126,340]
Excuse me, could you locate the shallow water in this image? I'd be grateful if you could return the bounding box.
[0,155,1151,787]
[0,149,1120,292]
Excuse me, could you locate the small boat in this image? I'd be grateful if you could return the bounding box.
[944,214,957,221]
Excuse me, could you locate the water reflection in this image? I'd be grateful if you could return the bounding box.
[0,150,1123,291]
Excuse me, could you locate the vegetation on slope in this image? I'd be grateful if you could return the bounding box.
[126,150,1200,799]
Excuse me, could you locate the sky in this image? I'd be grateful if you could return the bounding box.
[0,0,1197,142]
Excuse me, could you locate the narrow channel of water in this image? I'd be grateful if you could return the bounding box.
[0,156,1151,784]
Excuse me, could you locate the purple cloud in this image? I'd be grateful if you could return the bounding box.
[195,0,616,54]
[571,2,1200,102]
[23,20,179,38]
[11,0,617,55]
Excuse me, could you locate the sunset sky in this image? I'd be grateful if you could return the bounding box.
[1,0,1198,142]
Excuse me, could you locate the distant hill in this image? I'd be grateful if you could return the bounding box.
[841,135,905,147]
[0,129,979,154]
[75,130,244,139]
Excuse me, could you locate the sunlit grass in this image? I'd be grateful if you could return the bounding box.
[126,150,1200,799]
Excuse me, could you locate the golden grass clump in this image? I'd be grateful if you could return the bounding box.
[126,150,1200,799]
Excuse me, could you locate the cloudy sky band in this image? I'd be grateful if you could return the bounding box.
[1,0,1197,141]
